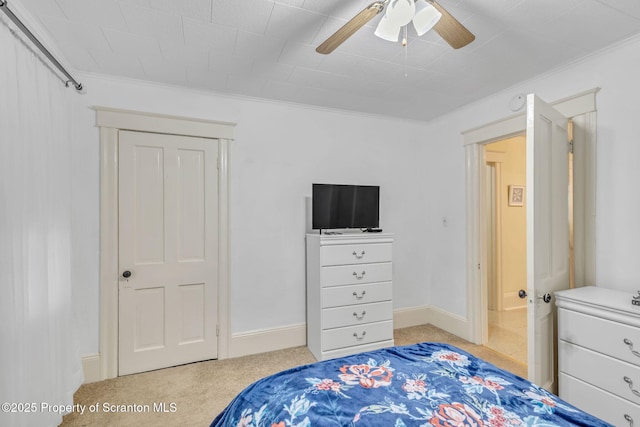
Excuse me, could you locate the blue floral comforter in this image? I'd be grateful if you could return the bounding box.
[211,342,611,427]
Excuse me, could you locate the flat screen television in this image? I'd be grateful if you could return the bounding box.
[312,183,379,231]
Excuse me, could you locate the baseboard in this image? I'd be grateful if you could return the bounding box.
[503,291,527,311]
[229,323,307,358]
[393,306,430,328]
[423,305,471,342]
[81,353,102,384]
[227,306,471,359]
[84,307,471,375]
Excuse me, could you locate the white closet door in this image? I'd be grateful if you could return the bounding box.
[118,130,218,376]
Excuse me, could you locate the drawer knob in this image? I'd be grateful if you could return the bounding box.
[353,331,367,340]
[353,271,366,280]
[623,376,640,398]
[353,290,366,300]
[352,250,366,259]
[625,414,634,427]
[353,311,367,320]
[623,338,640,358]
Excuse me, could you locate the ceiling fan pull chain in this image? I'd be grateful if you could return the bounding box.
[403,25,408,77]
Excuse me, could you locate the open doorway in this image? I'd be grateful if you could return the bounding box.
[484,135,527,366]
[464,89,598,387]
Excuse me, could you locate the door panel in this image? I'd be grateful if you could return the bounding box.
[134,287,165,351]
[132,146,165,264]
[119,130,218,376]
[526,94,569,391]
[177,149,206,261]
[178,283,205,344]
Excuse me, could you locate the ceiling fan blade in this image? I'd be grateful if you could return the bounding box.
[429,0,475,49]
[316,2,385,55]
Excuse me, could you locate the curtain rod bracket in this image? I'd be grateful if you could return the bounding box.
[65,80,83,92]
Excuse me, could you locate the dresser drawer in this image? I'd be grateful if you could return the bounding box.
[321,340,395,361]
[559,308,640,367]
[321,243,392,266]
[322,282,392,308]
[560,340,640,405]
[322,321,393,352]
[321,262,392,287]
[560,372,640,427]
[322,301,392,330]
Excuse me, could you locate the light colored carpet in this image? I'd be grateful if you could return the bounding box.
[60,324,526,426]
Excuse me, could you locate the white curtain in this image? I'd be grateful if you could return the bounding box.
[0,13,83,427]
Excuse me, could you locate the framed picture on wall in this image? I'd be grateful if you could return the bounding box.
[508,185,525,207]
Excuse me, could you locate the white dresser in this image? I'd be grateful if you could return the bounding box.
[306,232,394,361]
[556,286,640,426]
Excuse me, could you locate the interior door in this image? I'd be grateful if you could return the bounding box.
[118,130,219,376]
[526,94,569,391]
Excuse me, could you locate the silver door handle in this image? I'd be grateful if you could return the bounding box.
[538,293,551,303]
[352,250,365,259]
[625,414,634,427]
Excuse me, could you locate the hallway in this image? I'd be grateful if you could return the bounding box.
[487,308,527,365]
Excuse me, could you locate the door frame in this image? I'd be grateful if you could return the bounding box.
[485,150,506,317]
[96,107,235,380]
[463,89,598,346]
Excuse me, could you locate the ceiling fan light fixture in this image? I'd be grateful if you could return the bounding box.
[385,0,415,26]
[413,0,442,36]
[374,14,402,42]
[316,0,475,55]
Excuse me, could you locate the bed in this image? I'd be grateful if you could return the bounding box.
[211,342,611,427]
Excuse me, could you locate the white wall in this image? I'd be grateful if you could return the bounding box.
[69,75,436,354]
[423,34,640,315]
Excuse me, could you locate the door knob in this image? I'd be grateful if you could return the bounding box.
[122,270,132,278]
[518,289,527,299]
[538,293,552,303]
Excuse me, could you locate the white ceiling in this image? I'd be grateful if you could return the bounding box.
[15,0,640,121]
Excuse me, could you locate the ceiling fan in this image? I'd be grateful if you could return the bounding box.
[316,0,475,54]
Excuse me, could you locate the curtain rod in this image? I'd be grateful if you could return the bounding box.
[0,0,83,91]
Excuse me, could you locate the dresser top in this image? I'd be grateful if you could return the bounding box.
[307,232,393,245]
[555,286,640,325]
